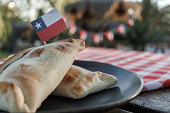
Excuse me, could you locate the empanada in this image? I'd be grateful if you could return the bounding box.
[52,65,117,99]
[0,38,85,112]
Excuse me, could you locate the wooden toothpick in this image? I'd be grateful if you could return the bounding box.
[43,41,47,45]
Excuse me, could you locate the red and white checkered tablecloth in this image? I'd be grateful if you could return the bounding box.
[75,47,170,92]
[0,47,170,92]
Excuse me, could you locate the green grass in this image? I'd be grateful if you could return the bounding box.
[0,51,11,59]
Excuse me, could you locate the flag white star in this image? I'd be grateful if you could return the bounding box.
[35,22,42,30]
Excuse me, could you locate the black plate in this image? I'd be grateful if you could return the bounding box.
[37,61,143,113]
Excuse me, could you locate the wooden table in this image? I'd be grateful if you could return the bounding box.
[122,88,170,113]
[103,88,170,113]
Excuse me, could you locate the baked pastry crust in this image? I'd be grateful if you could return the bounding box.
[0,38,85,112]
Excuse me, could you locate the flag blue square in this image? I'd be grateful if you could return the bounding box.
[31,17,47,33]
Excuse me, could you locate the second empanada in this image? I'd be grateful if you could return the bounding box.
[52,65,117,99]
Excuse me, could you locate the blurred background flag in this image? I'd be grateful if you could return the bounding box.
[117,24,126,35]
[126,18,134,26]
[68,24,77,35]
[104,31,114,41]
[31,8,67,43]
[80,30,88,40]
[93,33,101,44]
[63,14,68,22]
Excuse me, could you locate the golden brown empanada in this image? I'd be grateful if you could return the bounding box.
[0,38,85,113]
[52,65,117,99]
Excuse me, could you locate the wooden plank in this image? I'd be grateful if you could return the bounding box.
[121,88,170,113]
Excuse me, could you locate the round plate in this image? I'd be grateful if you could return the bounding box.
[37,61,143,113]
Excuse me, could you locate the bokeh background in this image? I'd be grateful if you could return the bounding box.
[0,0,170,58]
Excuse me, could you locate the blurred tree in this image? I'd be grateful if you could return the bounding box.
[0,1,25,52]
[159,5,170,36]
[50,0,80,14]
[0,2,12,43]
[126,0,170,51]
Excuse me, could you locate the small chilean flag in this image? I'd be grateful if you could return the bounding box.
[31,8,67,43]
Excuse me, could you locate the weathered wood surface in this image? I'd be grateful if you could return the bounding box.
[121,88,170,113]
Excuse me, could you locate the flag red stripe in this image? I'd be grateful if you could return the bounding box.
[37,18,67,42]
